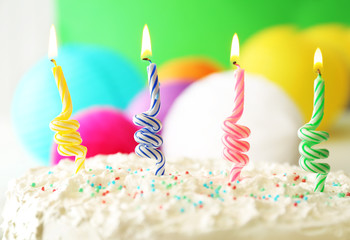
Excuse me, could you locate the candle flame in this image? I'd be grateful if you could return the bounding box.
[141,24,152,59]
[48,24,58,59]
[313,48,323,74]
[230,33,239,63]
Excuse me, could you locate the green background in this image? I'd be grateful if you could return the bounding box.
[56,0,350,74]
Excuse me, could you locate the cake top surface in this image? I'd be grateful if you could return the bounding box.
[3,153,350,240]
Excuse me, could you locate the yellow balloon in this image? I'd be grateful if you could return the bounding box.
[241,26,349,129]
[301,24,350,71]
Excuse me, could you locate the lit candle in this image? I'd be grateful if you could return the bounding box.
[48,25,87,174]
[298,48,330,192]
[222,33,250,182]
[133,25,165,176]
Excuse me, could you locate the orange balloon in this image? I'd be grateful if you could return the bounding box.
[158,57,223,83]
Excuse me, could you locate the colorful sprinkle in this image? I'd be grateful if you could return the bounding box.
[338,193,346,198]
[29,161,350,217]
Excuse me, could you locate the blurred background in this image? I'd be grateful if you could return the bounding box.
[1,0,350,214]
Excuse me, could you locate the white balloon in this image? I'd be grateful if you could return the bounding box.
[163,71,303,165]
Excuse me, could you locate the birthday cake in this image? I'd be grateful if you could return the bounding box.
[2,153,350,240]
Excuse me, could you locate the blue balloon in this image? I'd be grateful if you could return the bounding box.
[12,44,144,164]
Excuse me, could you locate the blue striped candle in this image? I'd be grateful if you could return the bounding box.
[133,25,166,176]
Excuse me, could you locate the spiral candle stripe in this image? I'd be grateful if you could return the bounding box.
[49,64,87,174]
[133,62,165,176]
[222,66,250,182]
[298,74,330,192]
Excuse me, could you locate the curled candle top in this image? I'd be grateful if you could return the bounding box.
[222,119,250,182]
[298,75,330,192]
[222,66,250,182]
[133,63,165,176]
[50,66,87,173]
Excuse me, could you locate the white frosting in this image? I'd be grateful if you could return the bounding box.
[2,153,350,240]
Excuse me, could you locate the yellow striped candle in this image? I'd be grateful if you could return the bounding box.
[48,25,87,173]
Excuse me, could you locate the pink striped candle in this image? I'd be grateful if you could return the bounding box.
[222,33,251,182]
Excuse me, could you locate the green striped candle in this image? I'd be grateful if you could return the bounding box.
[298,48,330,192]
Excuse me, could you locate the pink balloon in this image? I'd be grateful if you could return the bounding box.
[51,107,138,165]
[126,81,192,125]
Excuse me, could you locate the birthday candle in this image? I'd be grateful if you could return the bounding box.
[48,25,87,174]
[133,25,165,176]
[222,34,250,182]
[298,48,330,192]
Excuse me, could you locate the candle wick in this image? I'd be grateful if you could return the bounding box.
[317,69,322,76]
[51,59,57,67]
[142,58,152,64]
[233,62,240,68]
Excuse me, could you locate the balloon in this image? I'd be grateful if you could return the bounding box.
[158,57,222,83]
[163,71,303,165]
[240,26,349,129]
[51,107,138,165]
[126,81,191,127]
[12,44,144,164]
[300,24,350,71]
